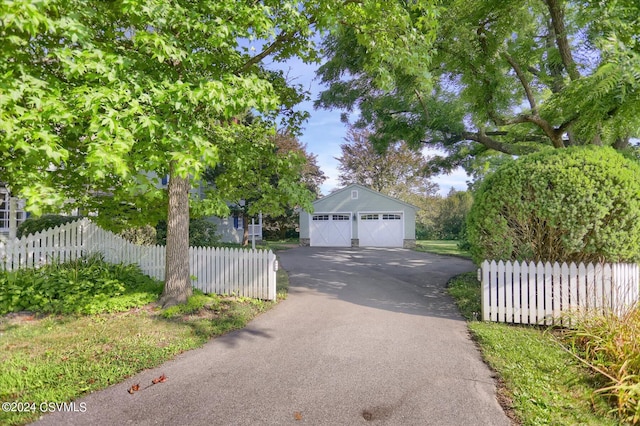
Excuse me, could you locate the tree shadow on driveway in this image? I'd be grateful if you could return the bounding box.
[278,246,477,320]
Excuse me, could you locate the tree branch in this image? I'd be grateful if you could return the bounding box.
[544,0,580,81]
[413,89,429,122]
[434,130,545,156]
[490,113,565,148]
[236,31,297,74]
[502,52,538,114]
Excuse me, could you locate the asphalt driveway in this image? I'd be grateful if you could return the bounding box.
[36,247,510,425]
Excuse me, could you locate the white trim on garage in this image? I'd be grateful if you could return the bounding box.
[357,210,404,247]
[309,211,352,247]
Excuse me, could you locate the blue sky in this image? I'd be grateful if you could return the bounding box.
[275,57,469,196]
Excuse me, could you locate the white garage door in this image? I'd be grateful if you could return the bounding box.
[310,213,351,247]
[358,213,404,247]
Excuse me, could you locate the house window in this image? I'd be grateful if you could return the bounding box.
[332,214,350,221]
[382,214,402,220]
[360,214,379,221]
[233,214,244,229]
[351,190,358,199]
[0,190,8,230]
[0,190,27,231]
[312,214,329,221]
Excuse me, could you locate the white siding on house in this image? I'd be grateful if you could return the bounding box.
[207,213,262,244]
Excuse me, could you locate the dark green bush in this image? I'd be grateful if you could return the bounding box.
[17,215,81,238]
[0,255,162,315]
[155,217,220,247]
[119,225,157,245]
[415,222,438,240]
[467,146,640,264]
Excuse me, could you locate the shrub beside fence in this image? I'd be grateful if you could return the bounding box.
[0,219,277,300]
[480,260,639,326]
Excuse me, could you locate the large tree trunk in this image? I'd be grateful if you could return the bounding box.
[242,211,250,246]
[159,162,192,307]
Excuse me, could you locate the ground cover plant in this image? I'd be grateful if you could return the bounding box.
[448,272,635,425]
[0,255,162,315]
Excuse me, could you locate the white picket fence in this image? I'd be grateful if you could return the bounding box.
[480,260,640,326]
[0,219,277,300]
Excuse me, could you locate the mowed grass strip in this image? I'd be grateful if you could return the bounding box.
[447,272,619,425]
[0,296,275,426]
[414,240,471,258]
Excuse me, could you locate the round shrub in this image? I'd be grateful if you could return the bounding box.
[17,214,82,238]
[466,146,640,264]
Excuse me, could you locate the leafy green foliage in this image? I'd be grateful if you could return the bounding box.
[155,218,219,247]
[317,0,640,175]
[17,215,81,238]
[0,0,327,218]
[434,189,473,240]
[562,308,640,424]
[0,256,162,315]
[467,146,640,263]
[447,273,619,425]
[262,131,327,240]
[201,119,315,245]
[119,225,157,246]
[447,272,481,320]
[336,126,438,196]
[161,290,219,319]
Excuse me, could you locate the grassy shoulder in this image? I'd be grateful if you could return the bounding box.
[0,256,291,426]
[448,272,620,426]
[415,240,471,259]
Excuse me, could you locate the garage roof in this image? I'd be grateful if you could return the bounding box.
[313,183,419,210]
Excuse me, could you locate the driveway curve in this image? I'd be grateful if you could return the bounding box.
[36,247,510,426]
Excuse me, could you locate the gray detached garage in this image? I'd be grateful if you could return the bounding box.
[299,184,418,248]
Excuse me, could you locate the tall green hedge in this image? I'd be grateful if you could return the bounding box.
[17,215,81,238]
[466,146,640,264]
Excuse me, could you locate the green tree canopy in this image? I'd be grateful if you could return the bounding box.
[0,0,441,305]
[201,119,316,246]
[317,0,640,174]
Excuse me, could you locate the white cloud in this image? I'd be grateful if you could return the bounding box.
[432,168,469,196]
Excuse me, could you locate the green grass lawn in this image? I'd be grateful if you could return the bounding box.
[448,272,621,425]
[414,240,471,258]
[212,239,298,252]
[0,257,291,426]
